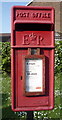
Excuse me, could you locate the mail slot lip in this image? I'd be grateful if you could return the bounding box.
[14,20,54,25]
[23,55,45,97]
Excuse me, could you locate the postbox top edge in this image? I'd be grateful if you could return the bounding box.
[12,6,54,23]
[12,5,54,11]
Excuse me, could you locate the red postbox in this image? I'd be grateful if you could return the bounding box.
[11,6,55,111]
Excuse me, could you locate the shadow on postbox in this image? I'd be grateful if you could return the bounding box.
[11,6,55,111]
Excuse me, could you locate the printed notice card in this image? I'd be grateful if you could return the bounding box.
[25,58,43,92]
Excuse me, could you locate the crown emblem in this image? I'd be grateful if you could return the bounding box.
[29,33,37,41]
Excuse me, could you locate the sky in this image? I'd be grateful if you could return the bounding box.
[0,1,32,33]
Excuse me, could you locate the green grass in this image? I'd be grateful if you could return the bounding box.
[0,72,62,119]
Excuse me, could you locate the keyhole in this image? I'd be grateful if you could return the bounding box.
[20,76,22,80]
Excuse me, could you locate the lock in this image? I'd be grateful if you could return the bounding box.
[11,6,55,111]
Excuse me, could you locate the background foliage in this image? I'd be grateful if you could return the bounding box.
[55,40,62,74]
[1,42,11,73]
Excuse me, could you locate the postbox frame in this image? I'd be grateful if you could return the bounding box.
[11,6,55,111]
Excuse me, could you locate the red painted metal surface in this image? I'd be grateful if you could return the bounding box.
[11,6,55,111]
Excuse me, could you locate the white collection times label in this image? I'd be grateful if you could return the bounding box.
[25,59,43,92]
